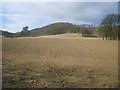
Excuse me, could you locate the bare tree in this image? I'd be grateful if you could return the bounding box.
[99,14,118,40]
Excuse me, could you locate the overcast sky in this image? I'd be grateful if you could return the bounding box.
[0,2,118,32]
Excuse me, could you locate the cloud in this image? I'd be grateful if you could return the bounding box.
[2,0,119,2]
[1,13,51,32]
[1,2,118,32]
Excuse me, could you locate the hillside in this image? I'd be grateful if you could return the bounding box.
[19,33,98,40]
[1,22,95,38]
[29,22,80,36]
[0,30,14,38]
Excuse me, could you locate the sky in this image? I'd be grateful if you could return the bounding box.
[0,2,118,33]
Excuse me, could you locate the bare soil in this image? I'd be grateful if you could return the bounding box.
[2,34,118,88]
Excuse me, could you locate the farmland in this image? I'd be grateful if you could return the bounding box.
[2,34,118,88]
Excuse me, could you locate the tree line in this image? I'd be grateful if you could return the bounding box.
[98,14,119,40]
[3,13,119,40]
[78,14,119,40]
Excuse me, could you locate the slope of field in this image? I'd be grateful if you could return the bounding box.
[39,33,83,39]
[2,36,118,88]
[18,33,98,40]
[39,33,98,39]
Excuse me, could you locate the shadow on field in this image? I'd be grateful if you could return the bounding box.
[2,61,87,88]
[2,60,117,88]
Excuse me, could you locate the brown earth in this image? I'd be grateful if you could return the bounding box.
[2,34,118,88]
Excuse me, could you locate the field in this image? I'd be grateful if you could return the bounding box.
[2,34,118,88]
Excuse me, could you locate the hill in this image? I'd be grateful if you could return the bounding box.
[29,22,80,36]
[0,30,14,38]
[1,22,95,38]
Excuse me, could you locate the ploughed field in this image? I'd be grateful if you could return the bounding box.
[2,34,118,88]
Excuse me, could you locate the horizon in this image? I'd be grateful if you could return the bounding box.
[1,2,118,33]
